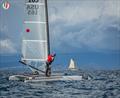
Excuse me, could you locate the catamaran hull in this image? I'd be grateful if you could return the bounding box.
[25,76,83,83]
[9,75,83,82]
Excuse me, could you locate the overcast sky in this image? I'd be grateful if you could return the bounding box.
[0,0,120,69]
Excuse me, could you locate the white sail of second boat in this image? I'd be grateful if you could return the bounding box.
[68,59,77,70]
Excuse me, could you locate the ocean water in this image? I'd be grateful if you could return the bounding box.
[0,70,120,98]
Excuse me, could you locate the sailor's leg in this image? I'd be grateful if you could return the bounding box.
[45,62,51,77]
[45,62,49,76]
[47,67,51,77]
[46,68,51,77]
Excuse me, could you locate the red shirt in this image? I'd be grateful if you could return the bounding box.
[47,55,53,62]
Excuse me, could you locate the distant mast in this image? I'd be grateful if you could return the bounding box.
[68,59,77,70]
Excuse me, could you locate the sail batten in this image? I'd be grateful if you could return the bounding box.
[25,3,45,5]
[23,40,47,42]
[22,58,46,61]
[24,21,46,24]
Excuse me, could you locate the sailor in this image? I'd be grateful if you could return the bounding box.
[45,53,56,77]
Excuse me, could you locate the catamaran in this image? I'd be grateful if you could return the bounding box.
[9,0,85,82]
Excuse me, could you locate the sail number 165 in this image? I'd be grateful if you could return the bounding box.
[28,0,39,3]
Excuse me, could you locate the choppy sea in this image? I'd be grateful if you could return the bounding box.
[0,70,120,98]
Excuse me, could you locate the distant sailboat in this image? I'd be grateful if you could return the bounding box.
[68,59,77,70]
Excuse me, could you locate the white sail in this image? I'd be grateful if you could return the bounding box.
[21,0,49,73]
[68,59,77,70]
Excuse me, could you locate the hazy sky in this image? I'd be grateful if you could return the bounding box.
[0,0,120,69]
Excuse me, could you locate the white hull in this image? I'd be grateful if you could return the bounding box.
[25,75,83,82]
[9,75,83,82]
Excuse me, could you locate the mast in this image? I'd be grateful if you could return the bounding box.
[45,0,50,55]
